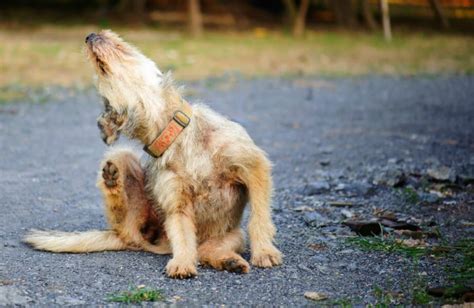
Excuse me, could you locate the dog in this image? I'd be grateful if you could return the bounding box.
[26,30,282,278]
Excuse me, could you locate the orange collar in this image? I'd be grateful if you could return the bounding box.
[143,102,193,158]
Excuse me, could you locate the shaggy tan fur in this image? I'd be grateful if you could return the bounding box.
[26,30,282,278]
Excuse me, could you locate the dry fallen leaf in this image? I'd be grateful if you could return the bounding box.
[374,209,397,220]
[379,218,421,231]
[343,220,382,236]
[308,243,328,251]
[304,291,328,301]
[396,239,426,248]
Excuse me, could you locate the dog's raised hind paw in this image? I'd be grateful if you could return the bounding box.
[102,161,120,188]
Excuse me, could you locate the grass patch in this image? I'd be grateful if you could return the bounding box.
[413,288,432,305]
[400,187,420,204]
[347,236,427,258]
[0,25,473,92]
[444,239,474,298]
[372,285,398,307]
[411,273,433,305]
[107,286,165,304]
[0,86,29,104]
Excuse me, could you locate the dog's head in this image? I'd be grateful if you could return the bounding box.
[85,30,166,145]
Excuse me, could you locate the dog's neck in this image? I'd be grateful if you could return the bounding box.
[126,86,187,147]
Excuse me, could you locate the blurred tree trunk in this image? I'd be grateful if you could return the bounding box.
[97,0,110,18]
[282,0,297,27]
[117,0,147,21]
[331,0,358,28]
[428,0,449,29]
[381,0,392,41]
[361,0,377,30]
[133,0,147,20]
[293,0,310,37]
[188,0,203,37]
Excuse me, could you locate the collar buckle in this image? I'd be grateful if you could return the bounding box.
[173,110,191,128]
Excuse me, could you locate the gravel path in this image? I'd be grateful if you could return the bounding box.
[1,76,473,306]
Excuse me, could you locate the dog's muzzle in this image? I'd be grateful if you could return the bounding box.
[85,33,97,44]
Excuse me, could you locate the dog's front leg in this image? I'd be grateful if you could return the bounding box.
[164,207,198,278]
[160,184,198,279]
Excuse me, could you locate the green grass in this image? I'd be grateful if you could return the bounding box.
[0,86,28,104]
[347,236,427,258]
[371,285,397,307]
[444,239,474,298]
[400,187,420,204]
[107,286,165,304]
[0,25,472,91]
[412,289,432,305]
[411,273,433,305]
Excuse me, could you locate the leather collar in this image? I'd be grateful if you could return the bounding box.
[143,102,193,158]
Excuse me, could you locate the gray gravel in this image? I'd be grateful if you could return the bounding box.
[1,76,473,306]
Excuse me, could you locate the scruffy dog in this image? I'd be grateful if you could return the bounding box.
[25,30,281,278]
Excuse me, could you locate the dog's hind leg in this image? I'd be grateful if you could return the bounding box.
[198,228,250,274]
[97,147,142,229]
[97,147,166,251]
[242,155,282,268]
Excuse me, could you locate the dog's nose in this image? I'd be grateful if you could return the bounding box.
[85,33,97,43]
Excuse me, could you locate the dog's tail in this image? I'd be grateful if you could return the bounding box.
[23,229,127,253]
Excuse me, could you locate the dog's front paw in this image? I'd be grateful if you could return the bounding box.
[251,245,282,268]
[97,116,121,145]
[166,258,197,279]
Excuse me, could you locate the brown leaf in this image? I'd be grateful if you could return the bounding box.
[343,221,382,236]
[373,208,397,220]
[396,239,426,248]
[379,218,421,231]
[308,243,327,251]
